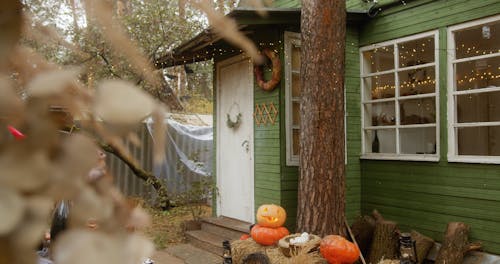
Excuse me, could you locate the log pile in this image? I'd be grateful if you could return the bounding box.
[348,211,481,264]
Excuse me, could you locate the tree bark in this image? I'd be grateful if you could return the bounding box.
[368,220,399,263]
[435,222,475,264]
[351,215,376,257]
[297,0,347,237]
[100,143,171,209]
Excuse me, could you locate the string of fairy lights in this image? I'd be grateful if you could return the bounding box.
[364,38,499,99]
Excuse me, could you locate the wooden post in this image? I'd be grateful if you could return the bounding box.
[350,215,376,257]
[411,230,434,264]
[435,222,480,264]
[368,220,399,263]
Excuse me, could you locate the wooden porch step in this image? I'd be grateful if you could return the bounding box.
[185,230,225,256]
[201,216,252,240]
[186,217,253,256]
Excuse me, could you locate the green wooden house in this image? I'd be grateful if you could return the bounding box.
[158,0,500,254]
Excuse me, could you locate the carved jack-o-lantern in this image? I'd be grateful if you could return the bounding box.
[320,235,360,264]
[256,204,287,228]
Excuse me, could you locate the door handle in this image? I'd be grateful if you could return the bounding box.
[241,140,249,153]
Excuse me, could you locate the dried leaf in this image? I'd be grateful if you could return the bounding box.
[26,68,80,97]
[94,79,156,125]
[0,0,22,64]
[53,230,154,264]
[10,196,52,249]
[0,149,51,192]
[0,75,24,119]
[152,107,166,165]
[85,0,160,88]
[0,186,25,235]
[59,134,99,181]
[71,187,113,225]
[192,0,263,63]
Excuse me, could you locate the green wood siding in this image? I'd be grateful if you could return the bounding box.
[360,0,500,45]
[358,0,500,254]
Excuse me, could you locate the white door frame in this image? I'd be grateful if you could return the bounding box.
[215,55,255,222]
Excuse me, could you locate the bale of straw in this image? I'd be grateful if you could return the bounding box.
[231,239,268,264]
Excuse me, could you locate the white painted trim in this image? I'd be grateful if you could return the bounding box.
[454,122,500,128]
[360,30,440,160]
[452,52,500,64]
[447,15,500,163]
[215,55,255,221]
[453,86,500,96]
[284,31,301,166]
[360,154,439,162]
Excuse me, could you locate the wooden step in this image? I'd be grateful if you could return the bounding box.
[201,216,252,240]
[186,230,226,256]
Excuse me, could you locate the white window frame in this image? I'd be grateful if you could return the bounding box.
[285,31,301,166]
[360,30,440,162]
[447,15,500,164]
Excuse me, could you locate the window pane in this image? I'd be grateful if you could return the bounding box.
[455,20,499,59]
[292,129,300,156]
[292,101,300,126]
[458,126,500,156]
[365,129,396,153]
[292,73,300,97]
[399,66,436,96]
[400,127,436,154]
[362,45,394,74]
[457,91,500,123]
[398,36,435,67]
[364,73,395,100]
[400,98,436,125]
[455,56,500,91]
[292,45,301,71]
[365,101,396,127]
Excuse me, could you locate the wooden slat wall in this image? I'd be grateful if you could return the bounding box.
[358,0,500,254]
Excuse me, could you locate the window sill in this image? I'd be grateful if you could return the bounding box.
[360,154,439,162]
[447,155,500,164]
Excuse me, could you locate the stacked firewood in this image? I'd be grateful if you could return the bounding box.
[349,210,481,264]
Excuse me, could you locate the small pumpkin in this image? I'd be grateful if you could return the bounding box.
[250,224,289,246]
[256,204,287,228]
[320,235,360,264]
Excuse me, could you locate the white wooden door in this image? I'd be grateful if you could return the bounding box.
[216,56,254,223]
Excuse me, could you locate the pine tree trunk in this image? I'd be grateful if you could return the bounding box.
[297,0,347,237]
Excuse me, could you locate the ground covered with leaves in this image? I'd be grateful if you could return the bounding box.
[142,203,212,249]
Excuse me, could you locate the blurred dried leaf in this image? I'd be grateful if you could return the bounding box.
[7,46,56,87]
[10,196,52,249]
[71,187,113,225]
[0,0,22,64]
[238,0,270,17]
[85,0,160,88]
[53,230,154,264]
[59,134,99,180]
[126,206,151,230]
[0,186,25,235]
[94,79,156,125]
[26,68,80,97]
[0,149,51,192]
[0,75,24,119]
[191,0,263,64]
[152,107,166,165]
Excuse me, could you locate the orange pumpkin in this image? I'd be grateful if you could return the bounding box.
[320,235,360,264]
[256,204,287,228]
[250,224,289,246]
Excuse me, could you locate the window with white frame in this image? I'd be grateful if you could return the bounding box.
[360,31,439,161]
[448,15,500,163]
[285,31,301,166]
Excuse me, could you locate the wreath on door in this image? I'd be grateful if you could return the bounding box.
[254,48,281,91]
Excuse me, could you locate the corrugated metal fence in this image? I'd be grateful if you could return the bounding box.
[106,123,155,200]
